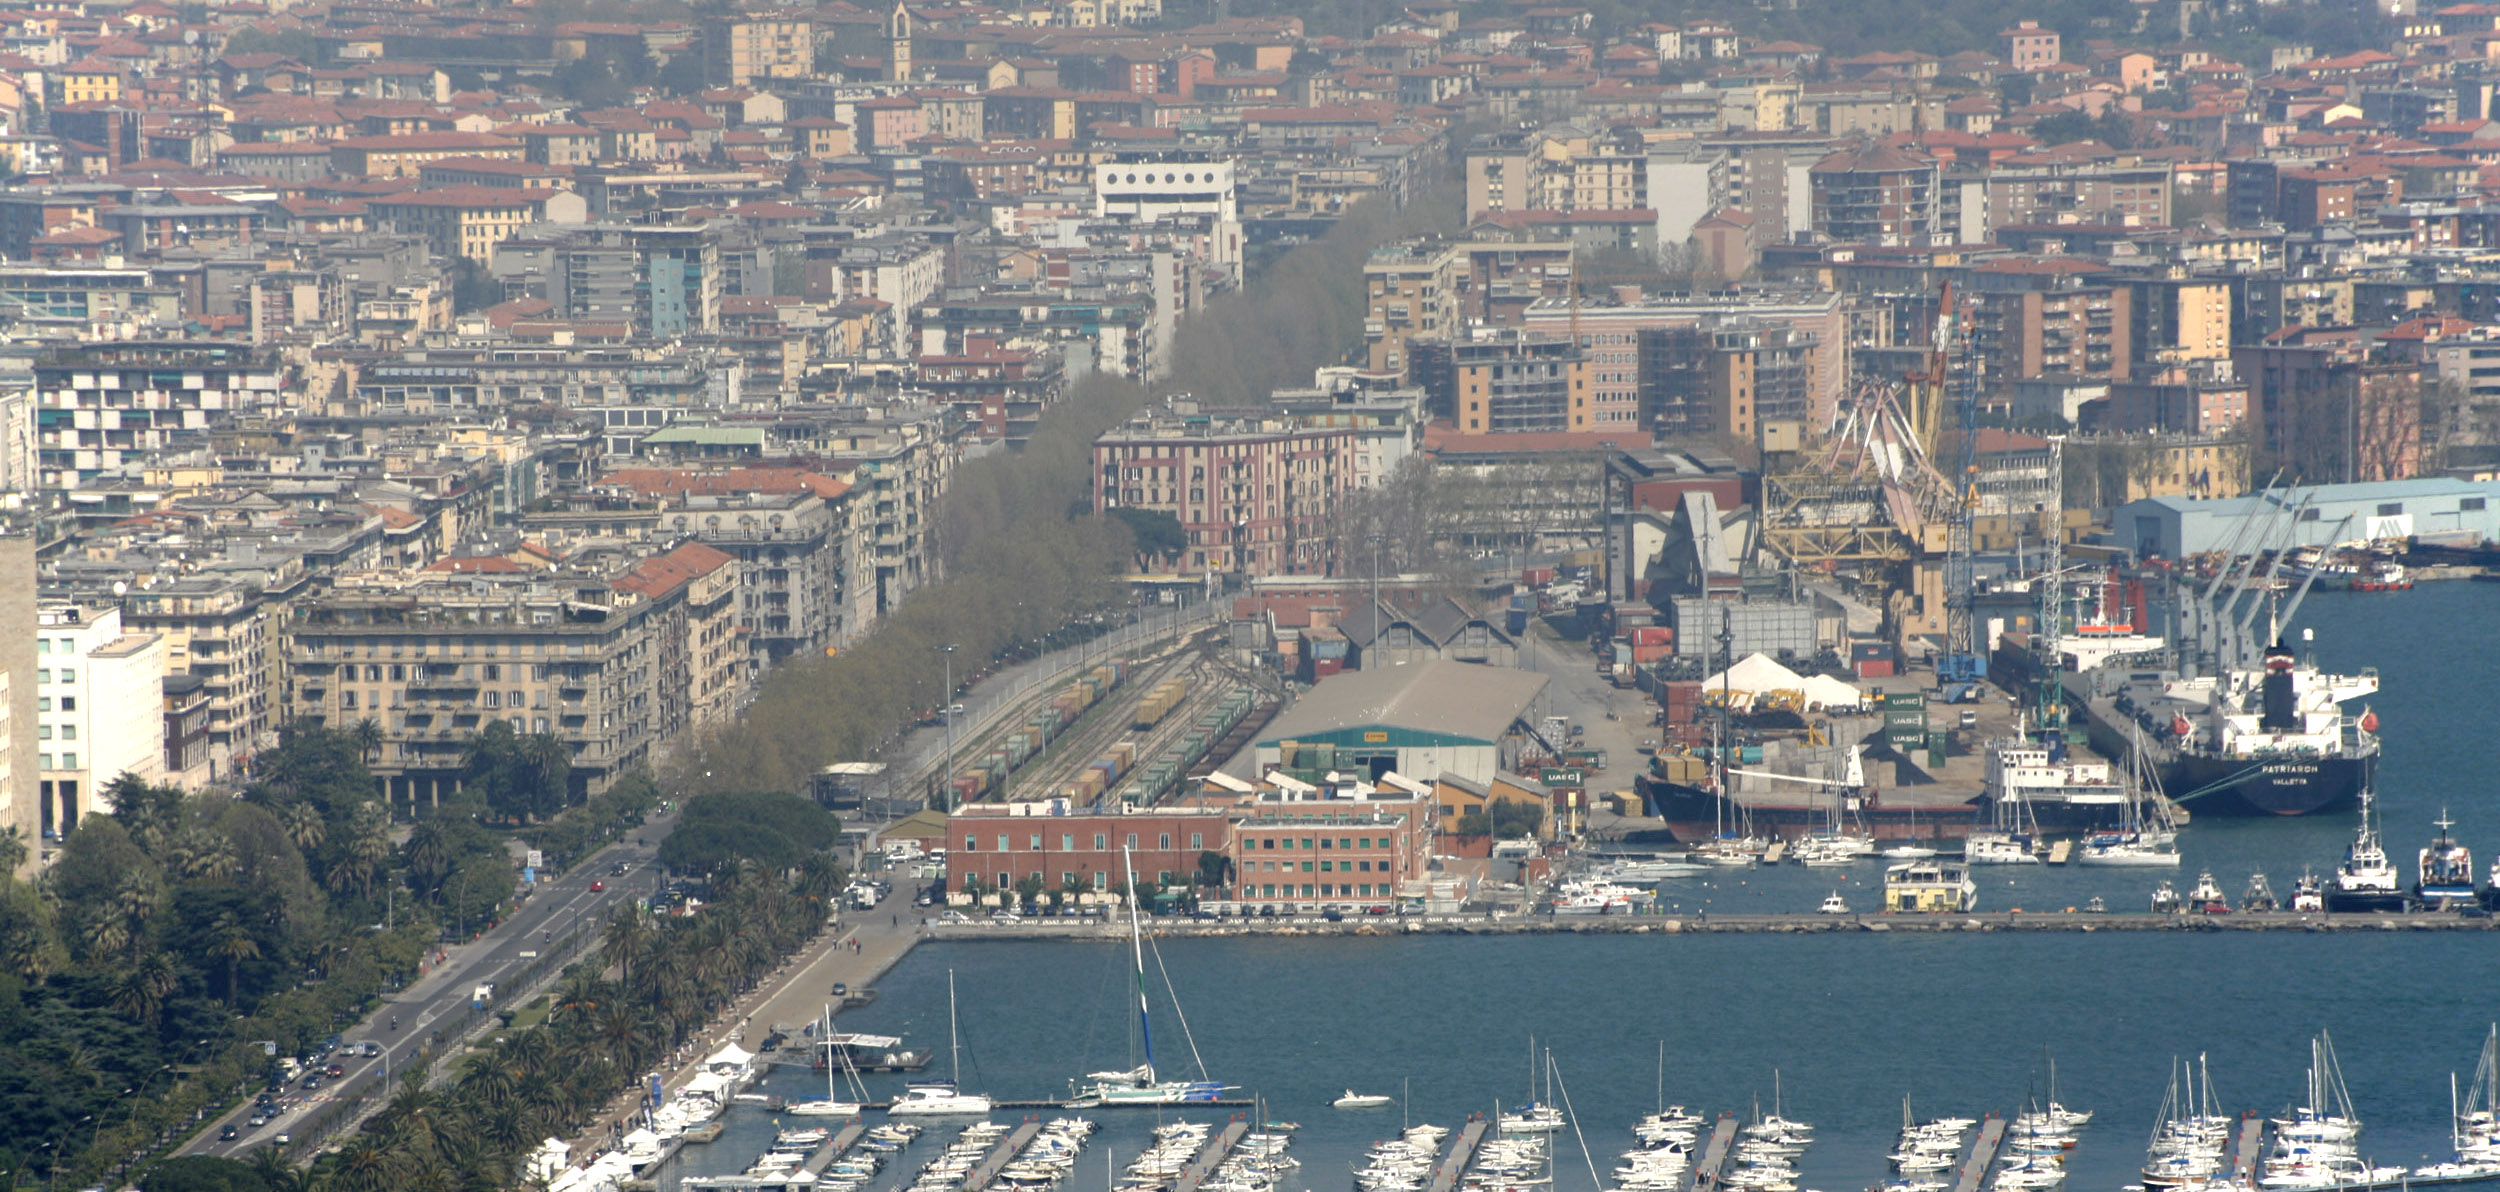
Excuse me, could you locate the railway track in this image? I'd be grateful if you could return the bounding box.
[1004,631,1214,802]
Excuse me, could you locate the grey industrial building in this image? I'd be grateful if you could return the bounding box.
[2113,477,2500,559]
[1247,660,1549,785]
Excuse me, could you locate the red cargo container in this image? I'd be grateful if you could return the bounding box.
[1632,643,1673,665]
[1523,566,1557,588]
[1312,657,1344,679]
[1854,658,1897,679]
[1630,626,1674,647]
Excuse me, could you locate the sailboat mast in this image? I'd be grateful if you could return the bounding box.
[1123,846,1157,1084]
[948,969,963,1084]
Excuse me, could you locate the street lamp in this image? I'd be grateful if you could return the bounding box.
[938,644,957,810]
[1367,532,1384,619]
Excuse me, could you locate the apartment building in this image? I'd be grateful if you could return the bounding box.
[35,603,164,833]
[613,541,741,742]
[121,570,296,781]
[35,341,286,490]
[704,12,816,86]
[1093,408,1355,577]
[366,187,589,267]
[1521,290,1849,429]
[1409,330,1591,434]
[284,570,665,806]
[1362,239,1462,375]
[1809,141,1940,247]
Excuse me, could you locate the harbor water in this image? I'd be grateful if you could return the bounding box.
[662,583,2500,1192]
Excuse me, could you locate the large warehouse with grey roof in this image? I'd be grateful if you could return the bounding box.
[1243,659,1549,785]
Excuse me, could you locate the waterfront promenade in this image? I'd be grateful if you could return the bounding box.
[925,909,2500,936]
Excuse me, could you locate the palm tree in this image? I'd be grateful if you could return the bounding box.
[351,801,393,899]
[323,1137,396,1192]
[210,914,261,1005]
[404,821,452,895]
[81,910,132,961]
[175,824,239,881]
[599,905,654,985]
[519,734,570,817]
[0,824,27,875]
[352,717,386,765]
[281,801,327,853]
[109,950,179,1028]
[249,1144,307,1192]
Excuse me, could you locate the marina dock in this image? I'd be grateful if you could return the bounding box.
[1169,1120,1250,1192]
[1949,1116,2006,1192]
[2234,1115,2265,1185]
[962,1120,1042,1192]
[801,1123,868,1175]
[1685,1116,1738,1192]
[1428,1120,1489,1192]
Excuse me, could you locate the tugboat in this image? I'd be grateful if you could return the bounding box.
[2418,811,2477,909]
[2243,873,2279,913]
[2324,790,2409,913]
[2291,869,2327,913]
[2349,560,2413,592]
[2187,872,2232,914]
[1818,890,1850,915]
[2150,881,2182,914]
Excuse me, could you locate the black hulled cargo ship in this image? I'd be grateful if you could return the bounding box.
[2133,641,2379,817]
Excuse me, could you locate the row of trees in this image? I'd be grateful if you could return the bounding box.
[293,856,842,1192]
[0,724,523,1188]
[680,183,1460,798]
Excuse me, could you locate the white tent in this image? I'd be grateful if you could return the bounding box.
[1799,674,1867,712]
[704,1042,755,1070]
[1700,652,1806,698]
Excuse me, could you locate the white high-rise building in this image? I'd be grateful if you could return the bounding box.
[36,603,163,834]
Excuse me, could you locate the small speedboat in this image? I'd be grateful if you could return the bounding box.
[1335,1091,1395,1109]
[1818,891,1850,915]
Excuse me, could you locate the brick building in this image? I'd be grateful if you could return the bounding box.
[946,805,1234,895]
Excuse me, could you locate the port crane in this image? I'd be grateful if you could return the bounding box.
[1922,280,1987,685]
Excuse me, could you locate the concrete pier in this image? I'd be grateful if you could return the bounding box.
[1171,1121,1250,1192]
[1685,1116,1738,1192]
[2234,1115,2266,1186]
[1428,1120,1489,1192]
[963,1121,1041,1192]
[1950,1116,2006,1192]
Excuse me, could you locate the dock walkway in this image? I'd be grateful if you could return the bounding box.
[801,1123,868,1175]
[1171,1121,1250,1192]
[2235,1116,2266,1186]
[1428,1120,1490,1192]
[1684,1116,1738,1192]
[1951,1117,2007,1192]
[963,1121,1042,1192]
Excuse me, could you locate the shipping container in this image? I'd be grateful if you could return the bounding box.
[1855,659,1896,679]
[1630,626,1674,647]
[1505,609,1529,636]
[1632,643,1672,665]
[1850,642,1896,661]
[1523,566,1558,588]
[1882,692,1926,709]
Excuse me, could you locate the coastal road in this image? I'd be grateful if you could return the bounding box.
[571,895,933,1152]
[182,809,681,1160]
